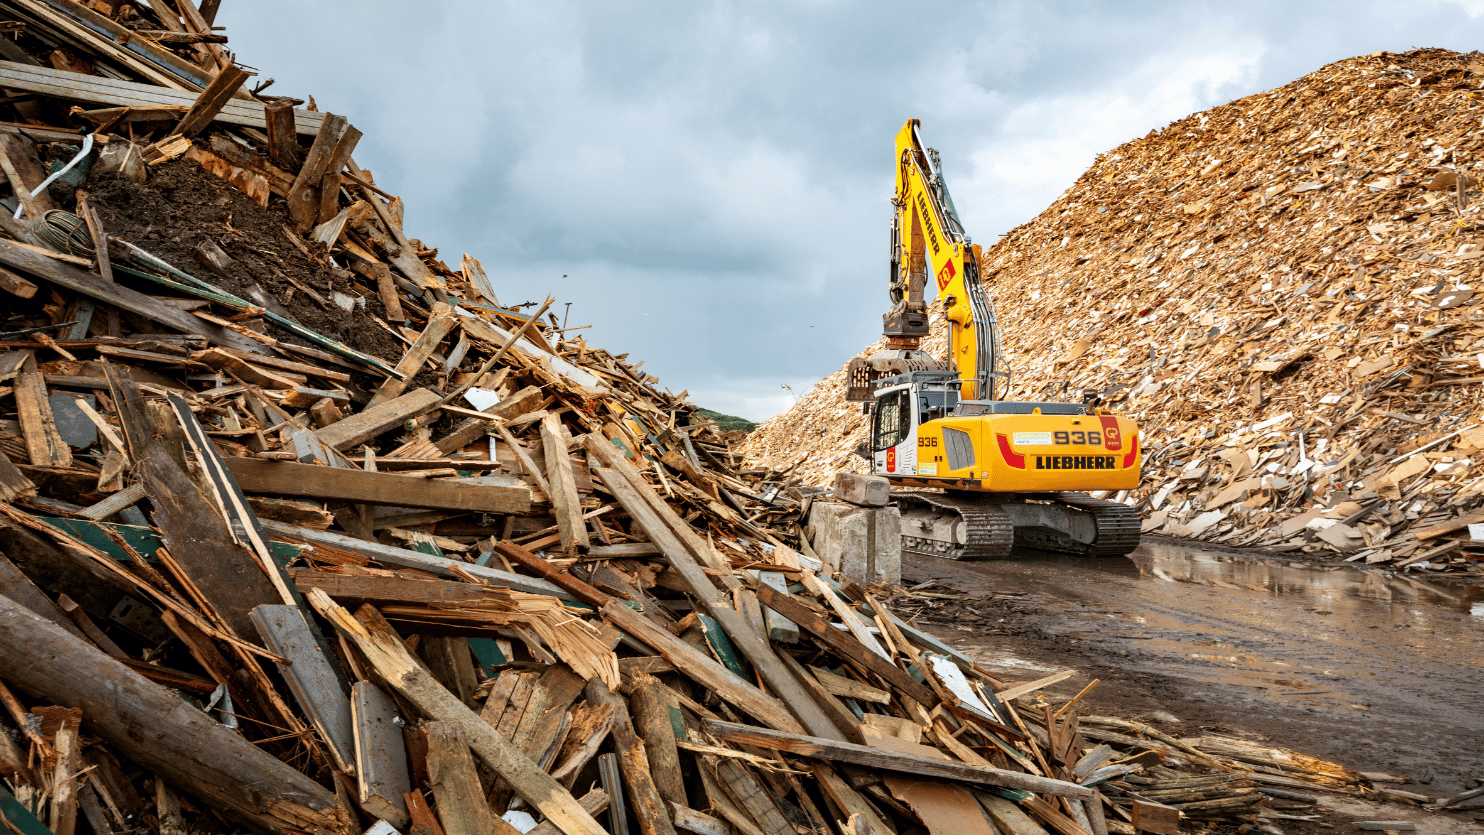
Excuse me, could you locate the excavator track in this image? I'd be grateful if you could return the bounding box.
[898,493,1014,560]
[896,491,1140,560]
[1012,492,1142,557]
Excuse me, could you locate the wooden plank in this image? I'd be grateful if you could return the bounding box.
[368,306,457,409]
[599,600,802,734]
[0,265,38,298]
[705,720,1094,799]
[106,365,279,641]
[754,584,937,707]
[225,458,531,514]
[587,679,678,835]
[264,101,300,169]
[265,521,573,600]
[979,794,1052,835]
[0,593,349,835]
[293,570,506,607]
[424,721,521,835]
[250,605,356,773]
[175,64,249,137]
[287,113,348,229]
[995,671,1077,703]
[710,757,790,835]
[542,416,590,554]
[315,387,442,450]
[884,775,998,835]
[589,449,844,741]
[0,449,37,502]
[629,673,688,809]
[432,384,543,456]
[352,682,411,828]
[15,352,72,467]
[756,571,798,643]
[811,667,891,704]
[0,239,270,355]
[0,61,327,133]
[310,594,609,835]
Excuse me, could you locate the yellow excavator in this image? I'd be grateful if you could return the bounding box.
[845,119,1142,558]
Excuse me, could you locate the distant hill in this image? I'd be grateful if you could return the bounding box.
[695,407,757,433]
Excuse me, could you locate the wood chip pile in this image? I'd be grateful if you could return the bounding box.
[0,5,1394,835]
[745,48,1484,577]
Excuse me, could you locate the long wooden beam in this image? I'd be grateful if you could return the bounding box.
[0,593,350,835]
[261,521,574,601]
[0,62,329,134]
[704,720,1093,799]
[0,239,271,356]
[225,458,531,514]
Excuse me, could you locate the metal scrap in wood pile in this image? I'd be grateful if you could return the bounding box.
[745,48,1484,578]
[0,5,1400,835]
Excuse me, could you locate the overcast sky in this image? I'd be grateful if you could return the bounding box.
[222,0,1484,421]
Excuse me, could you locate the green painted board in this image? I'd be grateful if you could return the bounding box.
[41,517,303,566]
[695,613,750,679]
[0,785,53,835]
[468,637,506,677]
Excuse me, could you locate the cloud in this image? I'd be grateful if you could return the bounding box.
[219,1,1484,421]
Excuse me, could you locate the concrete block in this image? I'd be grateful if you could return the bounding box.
[805,499,901,586]
[833,472,890,507]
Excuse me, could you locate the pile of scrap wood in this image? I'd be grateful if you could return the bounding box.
[745,48,1484,577]
[0,5,1383,835]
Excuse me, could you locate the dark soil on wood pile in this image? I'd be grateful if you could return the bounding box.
[82,151,405,374]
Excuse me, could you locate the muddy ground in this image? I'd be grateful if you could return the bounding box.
[894,541,1484,834]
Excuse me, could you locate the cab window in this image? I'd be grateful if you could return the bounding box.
[873,390,910,451]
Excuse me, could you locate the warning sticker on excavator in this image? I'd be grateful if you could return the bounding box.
[1012,432,1053,446]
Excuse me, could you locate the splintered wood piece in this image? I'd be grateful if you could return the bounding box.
[549,702,617,788]
[405,789,448,835]
[15,352,72,467]
[0,595,349,835]
[812,764,894,835]
[708,757,791,835]
[251,605,356,774]
[434,384,544,456]
[106,365,279,641]
[754,583,936,708]
[706,720,1093,798]
[176,64,249,137]
[225,458,532,514]
[587,678,678,835]
[599,600,802,735]
[424,721,522,835]
[979,794,1052,835]
[287,113,348,229]
[367,305,458,409]
[0,264,37,298]
[0,449,36,502]
[1129,801,1179,835]
[629,674,688,810]
[49,719,82,835]
[541,415,590,554]
[512,665,587,763]
[884,776,997,835]
[314,387,442,450]
[264,101,300,169]
[310,593,610,835]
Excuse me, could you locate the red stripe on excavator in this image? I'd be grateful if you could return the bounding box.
[995,434,1025,469]
[1122,433,1140,469]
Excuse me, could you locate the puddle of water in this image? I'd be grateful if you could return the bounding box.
[926,542,1484,798]
[946,541,1484,733]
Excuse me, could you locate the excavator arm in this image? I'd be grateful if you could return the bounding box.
[886,119,1009,401]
